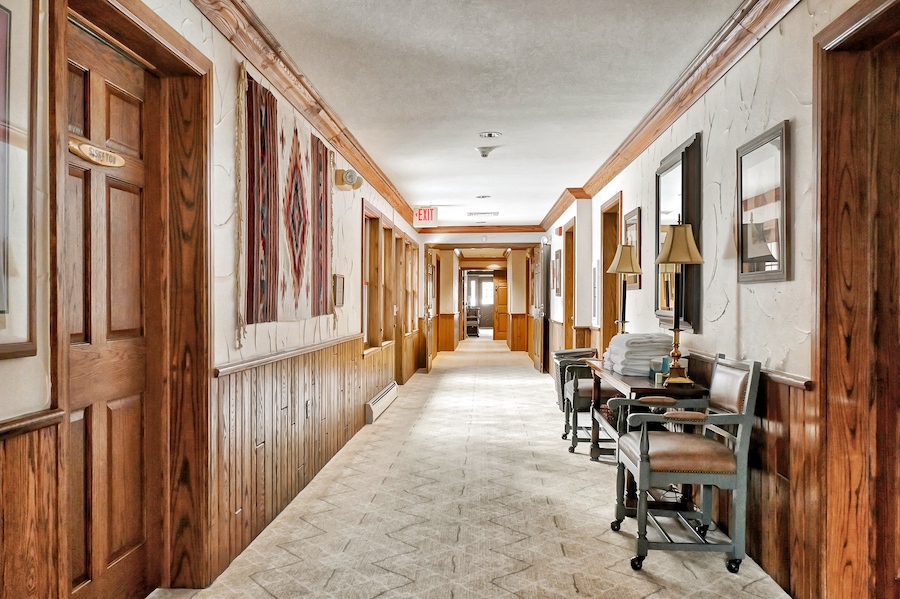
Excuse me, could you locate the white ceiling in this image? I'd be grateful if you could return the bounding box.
[246,0,742,228]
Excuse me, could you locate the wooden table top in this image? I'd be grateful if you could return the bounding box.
[584,359,708,398]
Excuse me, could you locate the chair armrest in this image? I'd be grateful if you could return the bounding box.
[563,363,592,385]
[627,410,708,427]
[608,396,708,411]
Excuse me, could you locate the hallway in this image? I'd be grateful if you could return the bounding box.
[151,338,787,598]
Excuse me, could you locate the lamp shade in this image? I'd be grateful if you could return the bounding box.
[607,244,642,274]
[656,223,703,265]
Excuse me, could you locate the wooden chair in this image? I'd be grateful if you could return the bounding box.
[610,356,761,573]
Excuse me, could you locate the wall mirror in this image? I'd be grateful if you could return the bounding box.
[737,121,790,282]
[655,133,701,332]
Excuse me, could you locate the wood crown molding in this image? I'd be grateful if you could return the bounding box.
[540,0,801,228]
[190,0,414,225]
[417,225,545,235]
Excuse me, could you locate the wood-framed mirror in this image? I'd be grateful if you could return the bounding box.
[655,133,702,332]
[736,120,790,283]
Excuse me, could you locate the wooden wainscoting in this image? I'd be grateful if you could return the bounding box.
[526,315,535,359]
[549,320,564,355]
[508,314,528,352]
[437,314,459,352]
[573,327,591,349]
[400,330,422,384]
[590,327,603,352]
[363,341,395,401]
[208,336,393,580]
[0,410,63,599]
[686,352,817,598]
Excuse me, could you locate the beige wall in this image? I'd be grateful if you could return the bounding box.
[507,250,528,314]
[438,250,459,314]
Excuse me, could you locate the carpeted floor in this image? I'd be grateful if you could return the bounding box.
[150,336,788,598]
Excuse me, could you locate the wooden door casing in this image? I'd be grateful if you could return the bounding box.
[64,20,162,599]
[816,3,900,597]
[493,272,508,341]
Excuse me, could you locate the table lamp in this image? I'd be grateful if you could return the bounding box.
[655,219,703,385]
[606,244,642,334]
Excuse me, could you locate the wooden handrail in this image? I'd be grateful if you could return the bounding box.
[0,409,65,442]
[213,334,364,377]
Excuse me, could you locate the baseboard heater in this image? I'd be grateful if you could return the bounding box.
[366,381,399,424]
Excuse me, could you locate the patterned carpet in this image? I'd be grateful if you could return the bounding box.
[151,337,788,598]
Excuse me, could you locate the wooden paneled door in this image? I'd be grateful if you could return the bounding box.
[493,272,508,341]
[64,20,163,599]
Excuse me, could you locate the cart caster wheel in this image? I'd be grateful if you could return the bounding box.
[727,559,742,573]
[568,446,575,453]
[630,557,644,571]
[610,520,622,532]
[562,434,568,440]
[695,524,709,539]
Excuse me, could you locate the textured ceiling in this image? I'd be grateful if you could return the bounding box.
[246,0,742,227]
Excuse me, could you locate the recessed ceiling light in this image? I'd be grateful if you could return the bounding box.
[468,211,499,217]
[476,195,490,199]
[478,131,502,138]
[476,221,487,224]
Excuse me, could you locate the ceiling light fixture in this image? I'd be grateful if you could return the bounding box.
[476,195,490,199]
[478,131,502,138]
[467,211,499,217]
[477,146,499,158]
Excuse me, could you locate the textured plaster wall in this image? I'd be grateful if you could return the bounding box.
[548,204,576,324]
[584,0,857,378]
[149,0,420,367]
[0,0,50,421]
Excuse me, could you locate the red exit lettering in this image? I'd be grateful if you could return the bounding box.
[416,207,436,222]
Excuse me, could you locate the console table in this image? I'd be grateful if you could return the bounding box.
[584,359,708,462]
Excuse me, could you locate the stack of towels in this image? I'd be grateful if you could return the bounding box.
[604,333,673,377]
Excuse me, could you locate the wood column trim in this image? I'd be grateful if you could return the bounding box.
[189,0,414,225]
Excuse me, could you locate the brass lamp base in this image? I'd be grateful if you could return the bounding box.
[664,328,694,387]
[663,366,694,387]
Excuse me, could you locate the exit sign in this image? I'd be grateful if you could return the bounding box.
[415,206,437,225]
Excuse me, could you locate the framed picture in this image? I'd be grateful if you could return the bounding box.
[623,207,641,290]
[333,274,345,307]
[737,121,790,283]
[550,258,557,292]
[554,250,562,296]
[0,0,36,358]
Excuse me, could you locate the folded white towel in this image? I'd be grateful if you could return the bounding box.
[608,333,672,349]
[608,347,670,360]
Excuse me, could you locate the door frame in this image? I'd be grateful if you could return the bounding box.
[600,192,622,352]
[563,217,576,348]
[50,0,213,589]
[814,2,900,597]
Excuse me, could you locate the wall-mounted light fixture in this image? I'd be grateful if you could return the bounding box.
[334,168,362,190]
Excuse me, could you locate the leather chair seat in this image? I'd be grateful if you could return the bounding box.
[564,379,593,411]
[619,430,736,474]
